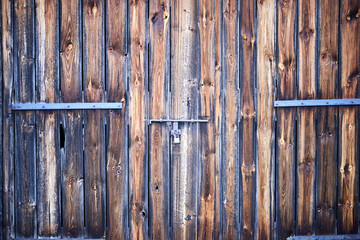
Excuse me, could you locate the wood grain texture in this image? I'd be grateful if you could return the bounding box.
[60,0,84,237]
[240,0,256,239]
[129,0,148,239]
[83,0,106,237]
[297,0,316,235]
[316,0,339,235]
[14,0,36,237]
[256,0,275,239]
[0,4,3,238]
[222,0,239,238]
[149,0,170,239]
[214,0,222,237]
[35,0,60,237]
[276,0,296,239]
[2,0,15,239]
[338,0,360,234]
[106,0,128,238]
[170,0,199,238]
[198,0,216,239]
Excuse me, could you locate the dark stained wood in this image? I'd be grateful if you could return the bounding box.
[316,0,339,235]
[2,1,15,239]
[83,0,106,237]
[129,0,148,239]
[106,0,128,238]
[276,0,297,239]
[198,0,216,239]
[297,0,316,235]
[240,0,256,239]
[214,0,222,237]
[170,0,199,238]
[338,0,360,234]
[222,0,239,238]
[60,0,84,237]
[256,0,275,239]
[35,0,60,237]
[14,0,36,238]
[0,4,3,238]
[149,0,170,239]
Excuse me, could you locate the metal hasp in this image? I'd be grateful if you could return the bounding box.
[274,98,360,107]
[9,102,123,113]
[149,118,209,144]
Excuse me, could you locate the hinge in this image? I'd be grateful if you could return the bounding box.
[274,98,360,107]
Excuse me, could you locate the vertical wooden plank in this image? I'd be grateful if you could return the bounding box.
[170,0,199,238]
[2,1,14,238]
[149,0,170,239]
[129,0,148,239]
[239,0,256,239]
[338,0,360,234]
[106,0,128,238]
[35,0,60,237]
[60,0,84,237]
[14,0,36,237]
[214,0,222,237]
[198,0,216,239]
[297,0,316,235]
[315,0,338,235]
[83,0,105,237]
[0,4,3,238]
[222,0,239,238]
[256,0,275,239]
[276,0,296,239]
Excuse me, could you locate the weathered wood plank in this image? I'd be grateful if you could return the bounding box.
[83,0,106,237]
[35,0,60,237]
[149,0,170,239]
[171,0,199,238]
[106,0,128,238]
[338,0,360,234]
[240,0,256,239]
[129,0,148,239]
[214,0,222,237]
[316,0,339,235]
[276,0,297,239]
[2,1,15,238]
[256,0,275,239]
[198,0,216,239]
[297,0,316,235]
[14,0,36,237]
[60,0,83,237]
[0,4,3,238]
[222,0,239,238]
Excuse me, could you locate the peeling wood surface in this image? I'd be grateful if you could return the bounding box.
[129,0,148,239]
[316,0,339,235]
[106,0,128,239]
[83,0,106,237]
[170,0,199,238]
[338,0,360,234]
[60,0,84,237]
[276,0,297,239]
[2,0,15,239]
[14,0,36,237]
[149,0,170,239]
[35,0,60,237]
[297,0,317,236]
[256,0,275,239]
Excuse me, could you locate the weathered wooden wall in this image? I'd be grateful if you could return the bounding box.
[1,0,360,239]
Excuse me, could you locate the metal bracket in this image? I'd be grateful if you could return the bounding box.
[149,118,209,144]
[9,102,123,113]
[274,98,360,107]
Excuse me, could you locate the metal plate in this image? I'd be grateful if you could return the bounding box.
[9,102,123,111]
[274,98,360,107]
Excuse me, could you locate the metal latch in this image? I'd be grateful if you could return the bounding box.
[149,118,209,144]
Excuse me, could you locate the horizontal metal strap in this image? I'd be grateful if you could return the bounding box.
[149,118,209,124]
[9,102,123,111]
[274,99,360,107]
